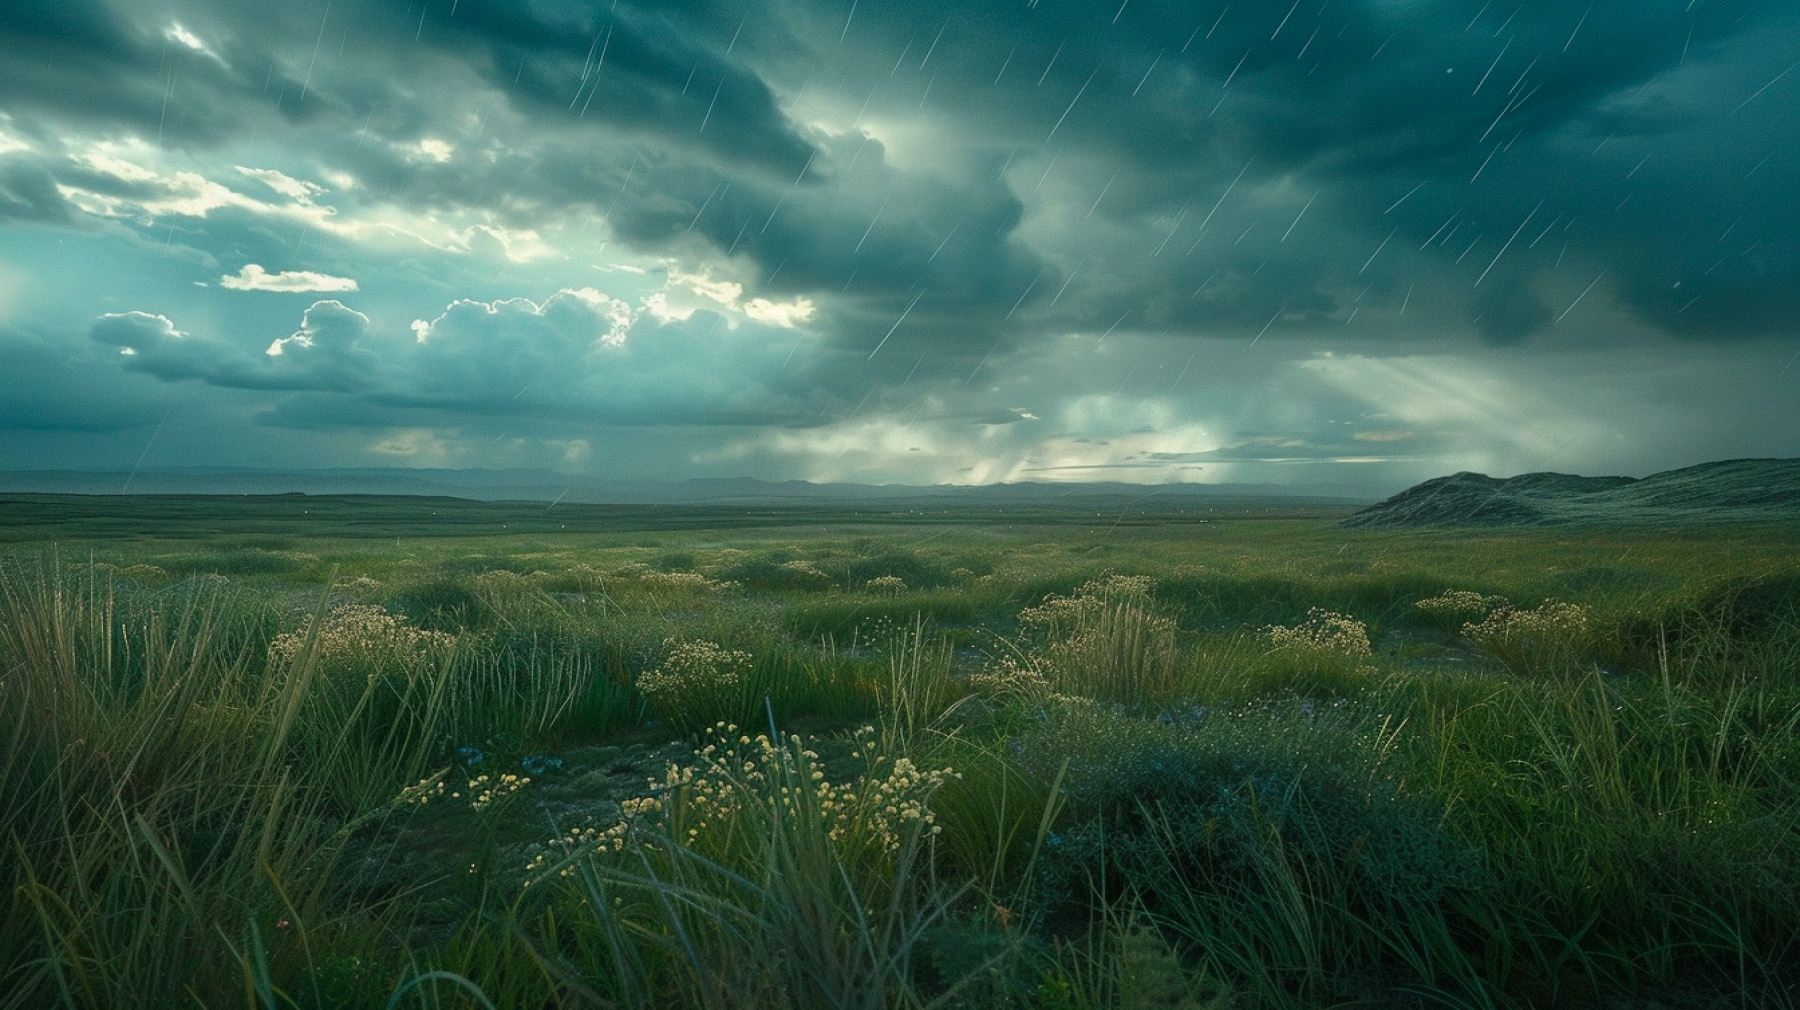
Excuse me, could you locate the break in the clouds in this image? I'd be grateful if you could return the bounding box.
[0,0,1795,491]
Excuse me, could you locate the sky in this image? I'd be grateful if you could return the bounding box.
[0,0,1795,495]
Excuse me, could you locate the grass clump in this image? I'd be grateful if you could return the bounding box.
[1412,588,1509,633]
[712,553,838,591]
[513,725,969,1009]
[635,638,758,735]
[1013,574,1181,706]
[1460,599,1595,676]
[0,565,381,1007]
[1252,608,1377,695]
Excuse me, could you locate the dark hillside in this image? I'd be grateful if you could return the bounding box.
[1342,458,1800,528]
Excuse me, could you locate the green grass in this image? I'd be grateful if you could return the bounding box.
[2,503,1798,1007]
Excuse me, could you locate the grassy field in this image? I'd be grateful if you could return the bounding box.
[2,495,1798,1008]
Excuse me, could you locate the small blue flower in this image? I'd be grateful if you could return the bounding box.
[456,745,485,766]
[521,754,564,775]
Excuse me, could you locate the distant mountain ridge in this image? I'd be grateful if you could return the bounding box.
[1341,458,1800,528]
[0,467,1369,507]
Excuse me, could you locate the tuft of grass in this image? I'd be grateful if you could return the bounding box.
[1015,575,1182,707]
[1459,600,1596,677]
[0,563,388,1007]
[513,726,981,1009]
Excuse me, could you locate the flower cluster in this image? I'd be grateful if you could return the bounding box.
[639,639,752,695]
[635,639,754,730]
[1462,601,1591,639]
[1018,592,1102,636]
[269,603,456,666]
[1460,600,1594,675]
[408,771,531,812]
[680,725,955,853]
[864,575,908,595]
[636,571,739,593]
[1020,574,1157,632]
[1015,574,1178,704]
[1414,589,1504,616]
[524,725,957,884]
[1264,609,1374,658]
[779,559,834,586]
[524,821,634,879]
[968,653,1053,699]
[1413,590,1508,633]
[338,574,382,592]
[1082,573,1157,599]
[114,563,170,584]
[469,773,530,811]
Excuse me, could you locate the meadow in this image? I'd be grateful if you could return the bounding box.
[1,494,1797,1009]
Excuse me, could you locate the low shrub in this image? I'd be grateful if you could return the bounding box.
[781,592,982,640]
[1251,608,1378,696]
[517,726,967,1010]
[1012,699,1490,1005]
[1014,574,1181,706]
[1412,588,1509,633]
[713,554,839,591]
[842,548,953,590]
[1462,600,1595,676]
[634,638,757,734]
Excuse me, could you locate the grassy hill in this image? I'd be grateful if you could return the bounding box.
[1342,457,1800,528]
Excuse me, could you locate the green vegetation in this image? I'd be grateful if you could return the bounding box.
[2,501,1798,1008]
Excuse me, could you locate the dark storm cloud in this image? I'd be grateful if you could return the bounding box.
[1,0,1049,369]
[636,134,1049,360]
[0,0,810,164]
[0,159,78,224]
[818,0,1784,182]
[786,0,1797,346]
[435,0,813,174]
[3,0,1797,485]
[0,324,164,431]
[1469,270,1552,345]
[0,0,313,145]
[0,0,815,243]
[11,0,1792,354]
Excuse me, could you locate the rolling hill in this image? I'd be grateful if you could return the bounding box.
[1340,458,1800,528]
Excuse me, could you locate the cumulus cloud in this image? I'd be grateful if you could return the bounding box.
[90,311,227,383]
[390,287,827,424]
[92,302,378,392]
[221,263,359,292]
[258,300,380,391]
[743,296,815,328]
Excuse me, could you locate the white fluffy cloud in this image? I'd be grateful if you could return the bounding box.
[221,264,359,293]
